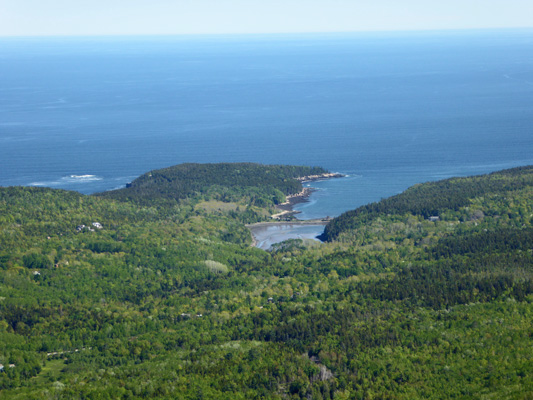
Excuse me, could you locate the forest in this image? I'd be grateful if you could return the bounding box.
[97,163,327,208]
[0,163,532,399]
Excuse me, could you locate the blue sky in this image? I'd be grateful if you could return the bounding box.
[1,0,532,36]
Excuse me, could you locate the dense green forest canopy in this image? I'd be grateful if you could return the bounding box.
[1,163,532,399]
[97,163,327,207]
[322,165,533,241]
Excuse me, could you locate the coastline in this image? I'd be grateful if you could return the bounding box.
[271,187,315,219]
[271,172,344,220]
[248,222,329,250]
[248,172,344,248]
[247,219,330,229]
[296,172,345,183]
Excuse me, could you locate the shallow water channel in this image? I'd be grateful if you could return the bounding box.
[248,223,326,250]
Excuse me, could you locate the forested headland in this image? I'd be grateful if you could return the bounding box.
[1,163,532,399]
[97,163,327,208]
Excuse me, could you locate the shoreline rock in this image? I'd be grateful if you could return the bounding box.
[296,172,345,183]
[271,172,345,220]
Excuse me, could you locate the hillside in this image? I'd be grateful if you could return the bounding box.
[322,165,533,241]
[1,164,532,399]
[96,162,327,208]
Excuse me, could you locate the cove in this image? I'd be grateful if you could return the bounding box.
[247,222,328,251]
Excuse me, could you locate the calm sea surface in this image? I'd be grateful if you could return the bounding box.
[1,30,533,227]
[250,224,327,251]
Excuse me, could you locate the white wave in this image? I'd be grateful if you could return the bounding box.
[66,175,103,182]
[69,174,96,179]
[29,175,103,187]
[29,181,59,187]
[345,174,363,179]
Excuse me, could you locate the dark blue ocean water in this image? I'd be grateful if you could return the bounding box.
[1,30,533,220]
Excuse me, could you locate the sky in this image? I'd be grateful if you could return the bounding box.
[1,0,532,37]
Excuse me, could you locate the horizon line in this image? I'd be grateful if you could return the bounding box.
[1,26,532,40]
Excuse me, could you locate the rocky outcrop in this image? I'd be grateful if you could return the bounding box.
[296,172,345,183]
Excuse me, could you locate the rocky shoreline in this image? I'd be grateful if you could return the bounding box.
[296,172,345,183]
[271,172,344,220]
[249,172,343,248]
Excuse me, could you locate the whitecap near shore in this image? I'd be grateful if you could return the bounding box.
[30,174,103,187]
[67,174,102,181]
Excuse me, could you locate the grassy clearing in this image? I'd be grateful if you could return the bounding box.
[32,358,66,386]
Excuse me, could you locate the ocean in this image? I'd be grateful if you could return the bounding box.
[1,29,533,223]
